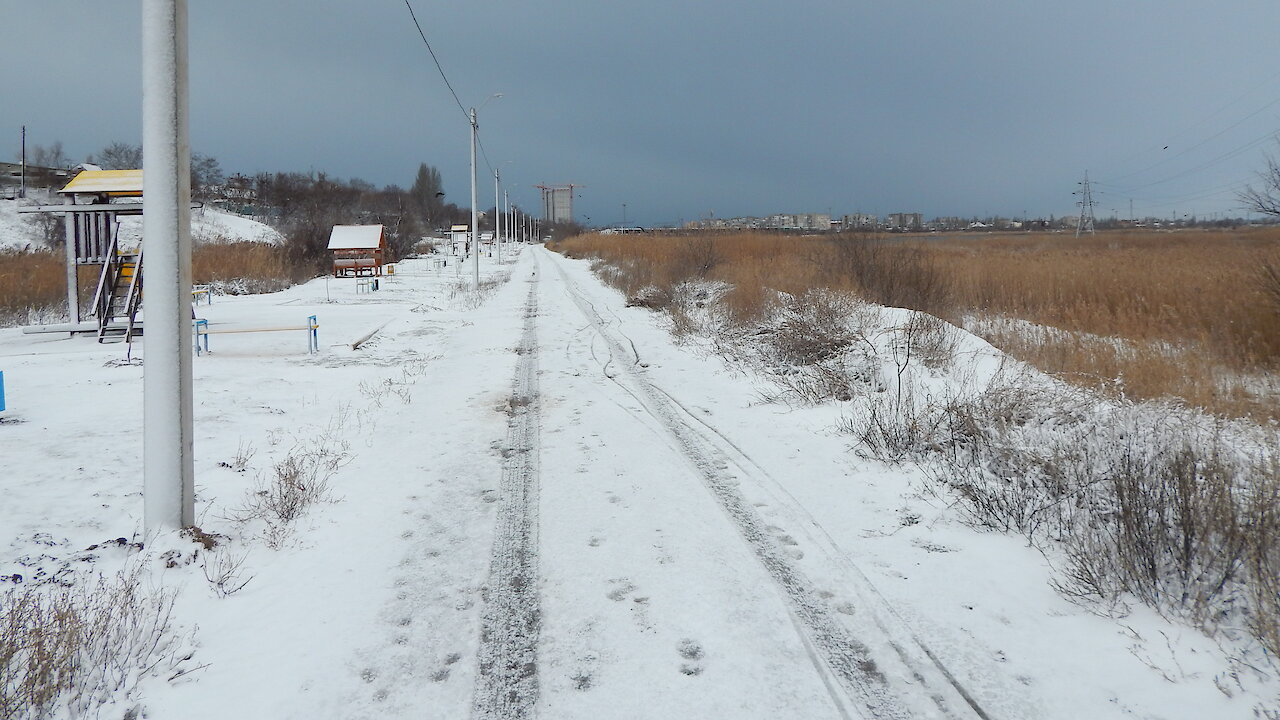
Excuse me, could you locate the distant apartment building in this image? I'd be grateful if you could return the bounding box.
[886,212,923,231]
[931,216,968,231]
[762,213,830,230]
[841,213,878,230]
[685,212,830,231]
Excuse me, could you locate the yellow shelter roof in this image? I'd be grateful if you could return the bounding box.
[59,169,144,197]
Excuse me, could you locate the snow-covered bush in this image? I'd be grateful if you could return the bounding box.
[228,439,350,547]
[0,567,193,720]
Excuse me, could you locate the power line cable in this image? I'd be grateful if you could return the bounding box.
[477,134,496,175]
[1100,68,1280,175]
[1101,93,1280,185]
[1096,126,1278,195]
[403,0,468,122]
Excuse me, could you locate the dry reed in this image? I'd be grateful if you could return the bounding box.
[554,228,1280,419]
[0,242,305,328]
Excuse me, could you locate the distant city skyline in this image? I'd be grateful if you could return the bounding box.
[6,2,1280,226]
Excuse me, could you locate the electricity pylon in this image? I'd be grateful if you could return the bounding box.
[1075,171,1096,237]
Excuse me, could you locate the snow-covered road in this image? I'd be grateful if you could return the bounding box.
[2,245,1268,719]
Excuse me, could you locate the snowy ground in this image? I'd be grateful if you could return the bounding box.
[1,246,1274,718]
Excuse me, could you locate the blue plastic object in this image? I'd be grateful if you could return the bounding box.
[0,370,6,412]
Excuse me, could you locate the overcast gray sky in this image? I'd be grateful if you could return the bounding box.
[6,1,1280,226]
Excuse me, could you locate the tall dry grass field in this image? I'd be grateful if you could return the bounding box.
[554,228,1280,419]
[190,241,306,293]
[0,243,303,328]
[922,228,1280,418]
[0,250,74,326]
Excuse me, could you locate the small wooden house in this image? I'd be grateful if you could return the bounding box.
[328,224,387,277]
[450,224,470,254]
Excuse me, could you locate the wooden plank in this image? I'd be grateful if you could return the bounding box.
[19,203,144,214]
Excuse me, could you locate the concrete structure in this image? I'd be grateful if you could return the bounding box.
[537,184,579,224]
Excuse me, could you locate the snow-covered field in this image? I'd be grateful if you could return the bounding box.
[0,192,281,251]
[1,246,1275,718]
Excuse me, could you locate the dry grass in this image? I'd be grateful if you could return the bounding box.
[0,567,193,719]
[0,250,75,326]
[554,228,1280,419]
[0,242,307,328]
[922,228,1280,418]
[190,241,309,295]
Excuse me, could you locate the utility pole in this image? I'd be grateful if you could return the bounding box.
[19,126,25,199]
[503,189,510,246]
[142,0,194,531]
[469,107,479,288]
[494,167,502,264]
[1074,171,1096,237]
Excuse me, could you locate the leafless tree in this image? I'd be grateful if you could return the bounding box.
[90,141,143,170]
[1240,146,1280,218]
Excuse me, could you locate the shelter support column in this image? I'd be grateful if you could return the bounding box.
[63,197,78,324]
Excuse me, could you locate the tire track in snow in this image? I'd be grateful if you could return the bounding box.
[471,261,542,720]
[545,250,989,720]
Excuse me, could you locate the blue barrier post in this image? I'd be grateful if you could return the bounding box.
[307,315,318,354]
[193,319,209,356]
[0,371,5,412]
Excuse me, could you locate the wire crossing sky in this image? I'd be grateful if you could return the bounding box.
[6,1,1280,225]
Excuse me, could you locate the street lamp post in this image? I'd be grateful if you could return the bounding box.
[467,93,500,288]
[494,167,502,264]
[469,107,479,287]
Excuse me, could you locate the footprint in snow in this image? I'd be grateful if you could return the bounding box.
[606,579,636,601]
[677,639,705,676]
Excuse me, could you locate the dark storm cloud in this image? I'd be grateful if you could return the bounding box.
[6,1,1280,225]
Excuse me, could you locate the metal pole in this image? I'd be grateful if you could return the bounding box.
[494,168,501,264]
[504,190,510,246]
[19,125,25,199]
[469,107,479,288]
[142,0,194,531]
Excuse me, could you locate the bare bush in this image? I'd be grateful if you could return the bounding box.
[1261,257,1280,315]
[843,382,945,462]
[904,313,959,370]
[769,289,864,365]
[1053,430,1276,636]
[201,548,253,599]
[625,285,672,311]
[745,290,886,404]
[0,567,194,720]
[448,274,507,310]
[892,375,1280,656]
[229,440,350,545]
[825,235,954,315]
[677,237,722,279]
